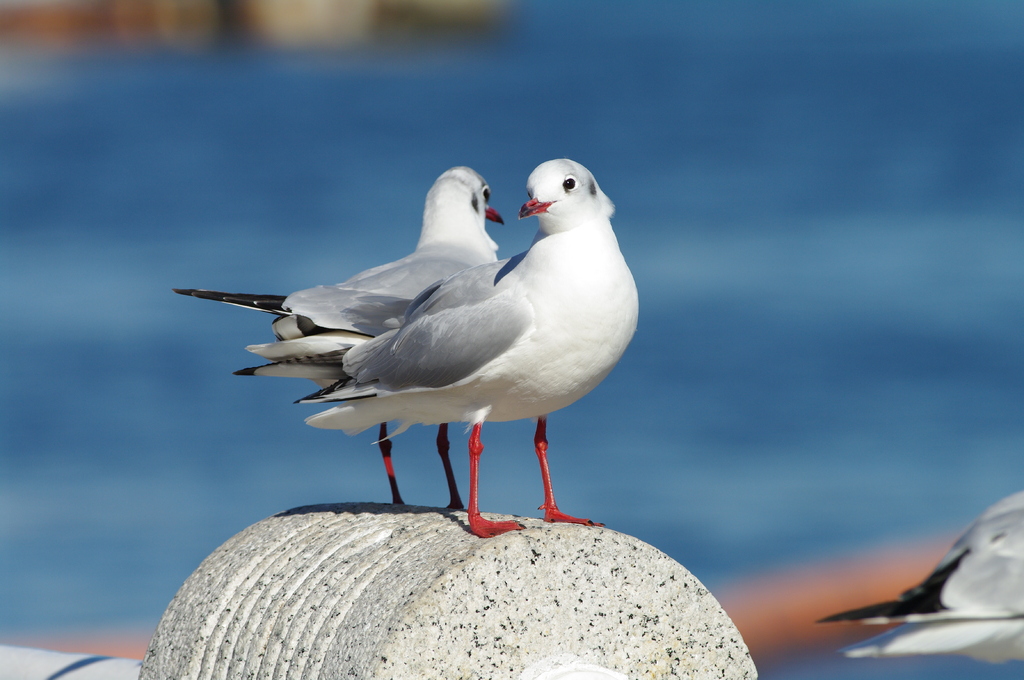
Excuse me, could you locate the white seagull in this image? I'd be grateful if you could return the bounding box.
[820,489,1024,662]
[300,158,639,538]
[175,166,503,509]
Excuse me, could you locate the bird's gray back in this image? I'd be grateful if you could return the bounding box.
[344,259,532,390]
[283,249,495,334]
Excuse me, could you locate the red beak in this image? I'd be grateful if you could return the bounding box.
[518,198,553,219]
[485,206,504,224]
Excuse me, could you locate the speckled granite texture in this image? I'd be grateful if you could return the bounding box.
[140,503,756,679]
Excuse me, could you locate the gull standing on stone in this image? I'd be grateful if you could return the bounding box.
[820,489,1024,662]
[175,167,503,509]
[301,159,639,538]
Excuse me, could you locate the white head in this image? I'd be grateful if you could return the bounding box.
[518,159,615,235]
[417,166,501,255]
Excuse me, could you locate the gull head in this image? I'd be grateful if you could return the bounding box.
[419,166,501,252]
[519,159,614,234]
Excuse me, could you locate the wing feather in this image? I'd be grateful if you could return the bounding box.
[340,260,532,392]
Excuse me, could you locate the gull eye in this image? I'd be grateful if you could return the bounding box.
[563,176,577,191]
[483,186,491,202]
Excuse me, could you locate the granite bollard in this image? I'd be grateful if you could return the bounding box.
[140,503,756,679]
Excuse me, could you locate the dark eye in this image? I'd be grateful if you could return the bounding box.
[483,187,491,202]
[563,177,576,191]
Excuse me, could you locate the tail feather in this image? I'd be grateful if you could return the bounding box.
[234,349,353,381]
[246,333,369,362]
[173,288,288,315]
[234,362,349,381]
[296,379,379,403]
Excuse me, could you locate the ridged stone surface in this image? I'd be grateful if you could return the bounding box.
[140,503,756,679]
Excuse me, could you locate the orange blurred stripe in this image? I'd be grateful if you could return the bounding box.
[718,536,953,666]
[2,629,153,660]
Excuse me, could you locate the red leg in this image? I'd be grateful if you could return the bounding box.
[467,423,524,538]
[378,423,404,505]
[436,423,464,510]
[534,417,602,526]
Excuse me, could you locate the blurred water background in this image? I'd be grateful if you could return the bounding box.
[1,1,1022,677]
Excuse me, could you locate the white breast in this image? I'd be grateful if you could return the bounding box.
[477,222,638,422]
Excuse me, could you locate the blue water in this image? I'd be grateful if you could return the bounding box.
[2,2,1023,677]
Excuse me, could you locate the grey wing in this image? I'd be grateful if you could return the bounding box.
[283,286,413,335]
[284,252,486,334]
[345,262,532,390]
[942,491,1024,614]
[340,249,488,299]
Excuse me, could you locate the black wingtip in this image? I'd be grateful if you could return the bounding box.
[296,380,344,403]
[233,366,261,376]
[818,548,969,623]
[817,600,902,623]
[170,288,288,314]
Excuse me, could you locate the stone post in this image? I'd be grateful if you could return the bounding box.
[141,503,756,679]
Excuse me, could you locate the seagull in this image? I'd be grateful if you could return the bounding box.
[819,489,1024,662]
[300,159,639,538]
[174,166,503,509]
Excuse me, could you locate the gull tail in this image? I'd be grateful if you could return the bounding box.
[296,379,379,404]
[234,347,353,381]
[246,333,370,362]
[234,362,349,381]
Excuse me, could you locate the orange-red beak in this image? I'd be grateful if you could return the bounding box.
[485,206,504,224]
[518,198,552,219]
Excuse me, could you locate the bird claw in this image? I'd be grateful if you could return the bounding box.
[468,513,525,538]
[541,506,603,527]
